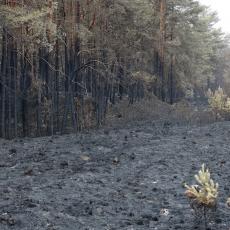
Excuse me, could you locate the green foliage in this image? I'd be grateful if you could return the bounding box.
[185,164,218,207]
[0,5,49,26]
[0,0,227,94]
[0,4,57,48]
[207,87,230,119]
[185,164,218,229]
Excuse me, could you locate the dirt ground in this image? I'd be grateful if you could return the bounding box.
[1,120,230,230]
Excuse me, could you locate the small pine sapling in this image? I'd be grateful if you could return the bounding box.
[185,164,218,229]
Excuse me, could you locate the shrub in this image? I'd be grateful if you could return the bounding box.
[185,164,218,228]
[207,87,230,120]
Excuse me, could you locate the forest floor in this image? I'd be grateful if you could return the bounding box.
[1,119,230,230]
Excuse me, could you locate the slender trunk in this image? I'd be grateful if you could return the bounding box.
[55,39,60,132]
[13,41,18,137]
[159,0,166,101]
[0,28,7,138]
[169,4,175,105]
[7,33,12,139]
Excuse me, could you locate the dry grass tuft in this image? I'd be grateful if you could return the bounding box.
[105,96,216,127]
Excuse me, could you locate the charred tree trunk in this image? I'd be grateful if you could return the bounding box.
[159,0,166,101]
[0,27,7,138]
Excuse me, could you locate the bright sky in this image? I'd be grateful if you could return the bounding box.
[199,0,230,33]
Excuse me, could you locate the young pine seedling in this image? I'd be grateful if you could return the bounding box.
[185,164,218,229]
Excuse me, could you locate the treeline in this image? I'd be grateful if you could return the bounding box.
[0,0,228,138]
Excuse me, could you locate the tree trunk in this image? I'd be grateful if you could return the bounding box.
[159,0,166,101]
[0,28,7,138]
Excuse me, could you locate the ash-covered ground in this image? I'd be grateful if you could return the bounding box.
[1,121,230,230]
